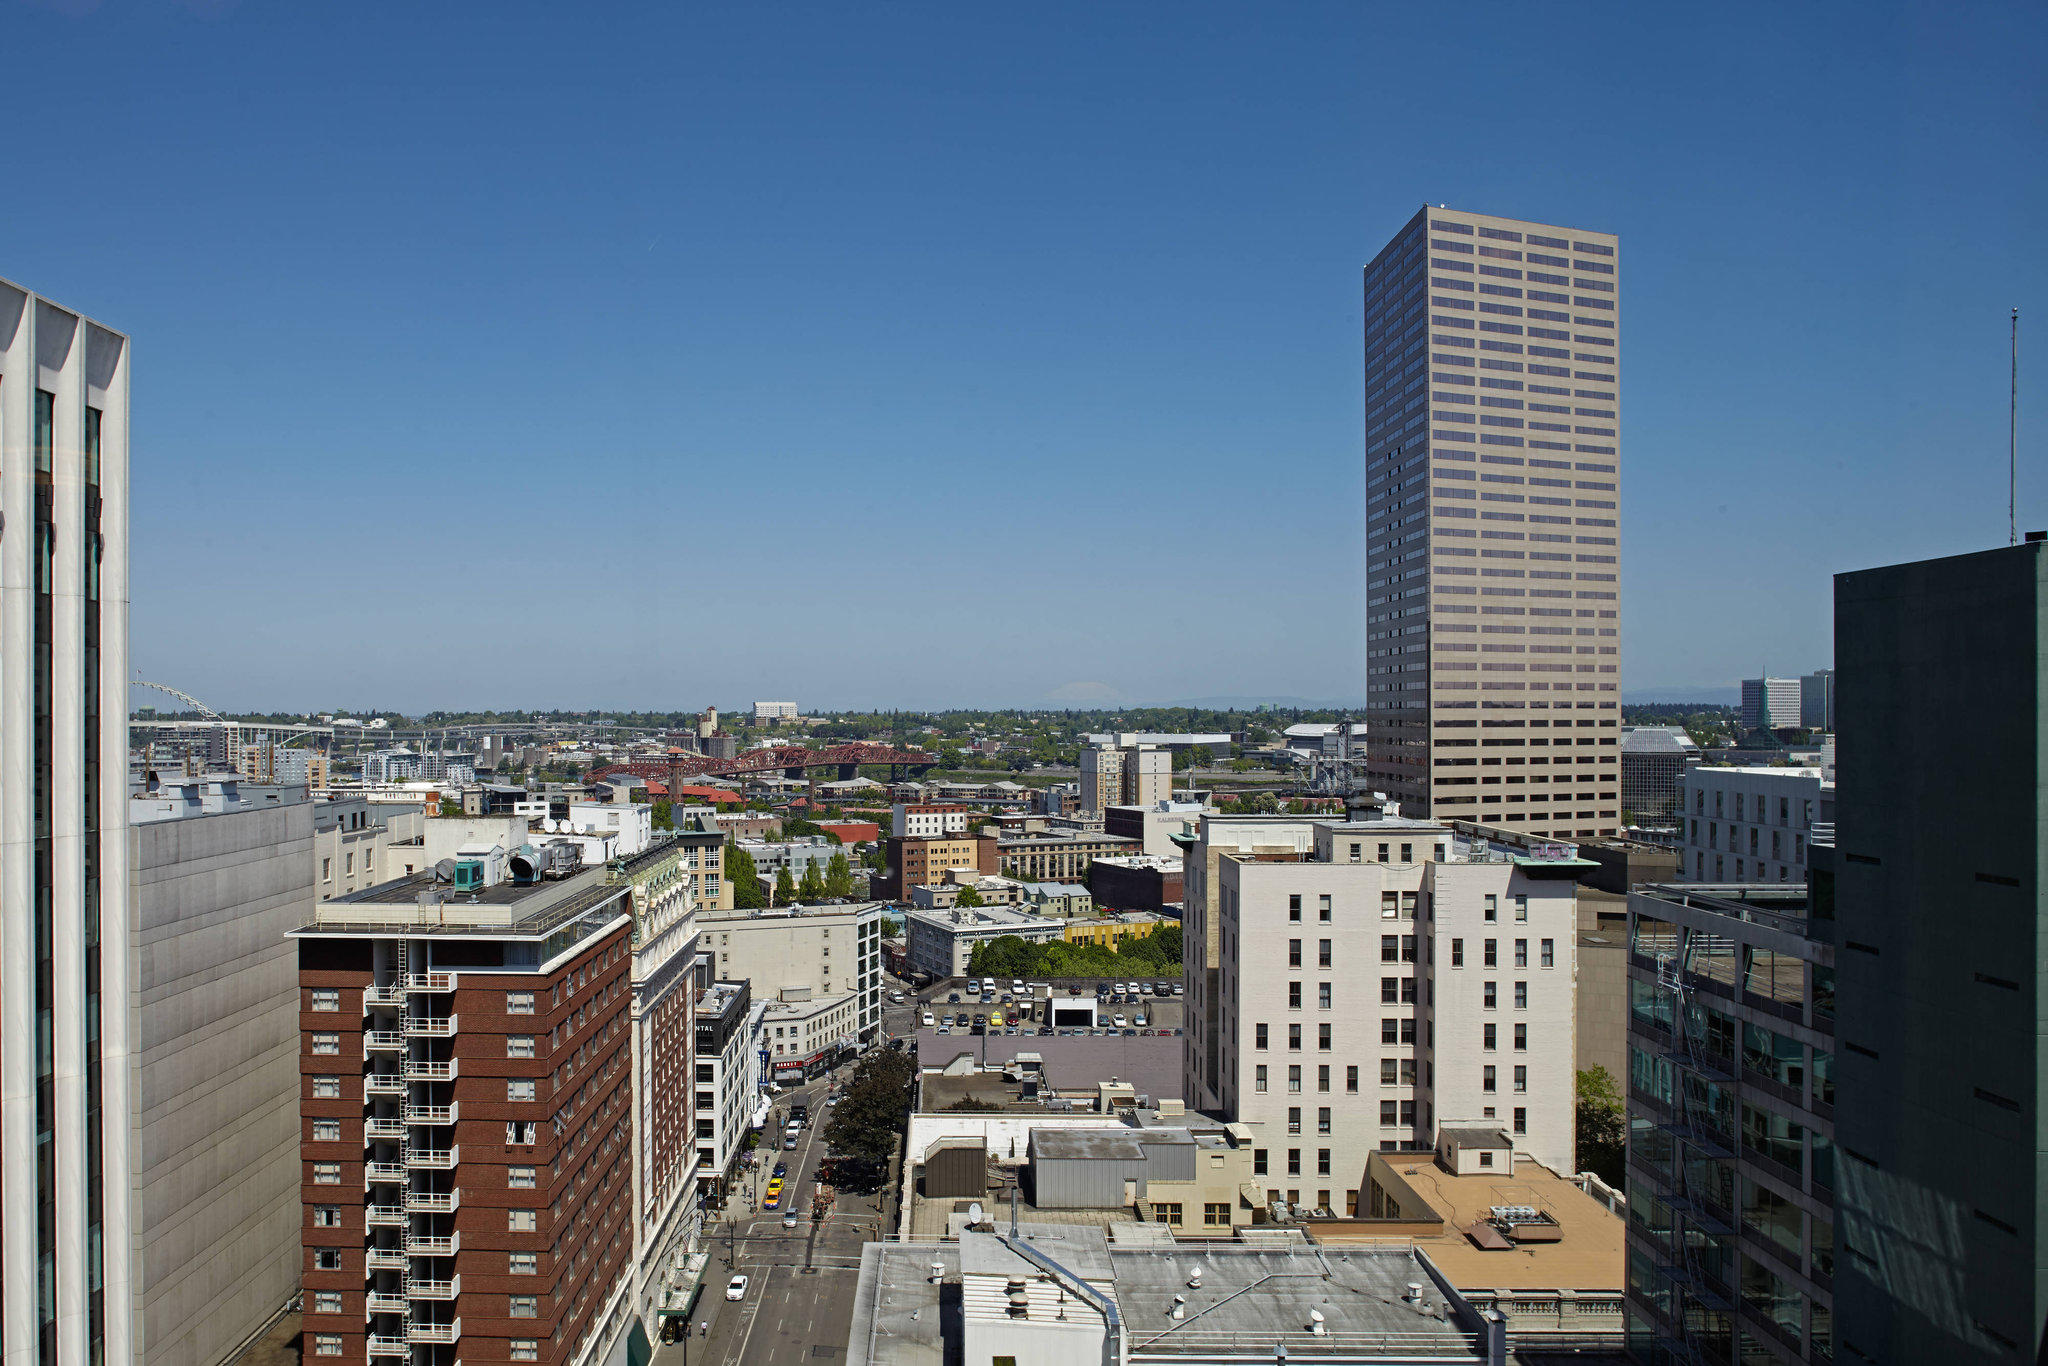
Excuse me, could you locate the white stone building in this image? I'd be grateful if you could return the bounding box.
[697,901,887,1043]
[1679,766,1832,883]
[1201,814,1579,1215]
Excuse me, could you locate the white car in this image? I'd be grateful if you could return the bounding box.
[783,1210,800,1228]
[920,1012,935,1026]
[1112,1013,1128,1028]
[726,1274,749,1301]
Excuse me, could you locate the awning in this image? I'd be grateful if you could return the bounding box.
[658,1280,706,1321]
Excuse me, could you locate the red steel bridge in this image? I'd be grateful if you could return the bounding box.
[590,742,938,786]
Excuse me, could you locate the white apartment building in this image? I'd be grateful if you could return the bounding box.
[565,797,654,856]
[1079,743,1172,815]
[892,803,974,838]
[763,988,864,1084]
[313,796,427,900]
[903,904,1066,979]
[693,980,767,1192]
[1204,815,1578,1215]
[2,281,132,1364]
[1679,766,1833,884]
[697,901,887,1042]
[753,701,800,721]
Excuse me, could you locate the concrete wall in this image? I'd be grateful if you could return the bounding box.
[1574,890,1628,1083]
[129,800,313,1366]
[909,1113,1125,1166]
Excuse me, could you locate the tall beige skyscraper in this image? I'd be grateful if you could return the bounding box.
[1362,207,1622,837]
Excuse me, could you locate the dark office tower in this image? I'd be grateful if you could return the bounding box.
[1363,207,1622,837]
[1,281,131,1365]
[1832,540,2048,1364]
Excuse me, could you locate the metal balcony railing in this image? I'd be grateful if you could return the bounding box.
[406,1146,458,1170]
[366,1116,408,1141]
[367,1336,410,1357]
[407,1232,460,1256]
[366,1204,408,1227]
[407,1276,460,1301]
[364,1162,408,1186]
[364,1031,407,1053]
[404,1059,458,1082]
[403,1015,458,1038]
[406,1190,460,1214]
[366,1248,409,1271]
[405,1102,459,1125]
[365,1072,406,1096]
[365,984,406,1009]
[367,1290,410,1314]
[404,972,454,993]
[408,1320,460,1345]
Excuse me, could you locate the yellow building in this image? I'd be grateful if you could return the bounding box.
[1063,913,1166,949]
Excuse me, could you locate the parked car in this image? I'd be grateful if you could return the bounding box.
[727,1275,750,1300]
[920,1012,935,1026]
[947,993,961,1004]
[783,1210,800,1228]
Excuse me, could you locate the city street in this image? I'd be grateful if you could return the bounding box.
[653,1056,893,1366]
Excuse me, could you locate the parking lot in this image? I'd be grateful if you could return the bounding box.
[889,975,1185,1042]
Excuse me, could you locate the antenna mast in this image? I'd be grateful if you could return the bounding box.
[2013,307,2021,547]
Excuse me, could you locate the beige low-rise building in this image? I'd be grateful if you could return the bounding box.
[1316,1131,1624,1349]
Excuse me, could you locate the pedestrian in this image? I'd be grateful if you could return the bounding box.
[701,1321,709,1339]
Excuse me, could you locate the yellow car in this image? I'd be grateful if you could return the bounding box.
[764,1179,785,1210]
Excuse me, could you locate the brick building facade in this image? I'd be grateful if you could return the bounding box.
[296,834,698,1366]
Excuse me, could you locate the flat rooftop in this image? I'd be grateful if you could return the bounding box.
[299,863,628,940]
[849,1236,1485,1366]
[1108,1244,1481,1357]
[1328,1154,1624,1294]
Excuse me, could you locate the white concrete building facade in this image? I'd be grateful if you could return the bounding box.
[1679,766,1832,884]
[697,901,886,1042]
[1,280,132,1366]
[130,788,315,1366]
[1208,817,1578,1215]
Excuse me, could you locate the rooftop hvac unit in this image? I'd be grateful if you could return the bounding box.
[509,845,545,885]
[452,861,484,893]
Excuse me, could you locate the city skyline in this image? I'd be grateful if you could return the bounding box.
[3,3,2041,712]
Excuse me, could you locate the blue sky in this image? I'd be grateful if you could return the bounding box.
[7,1,2043,712]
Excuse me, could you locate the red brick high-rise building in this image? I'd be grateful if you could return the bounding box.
[294,821,699,1366]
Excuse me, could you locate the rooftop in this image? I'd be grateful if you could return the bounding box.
[849,1233,1487,1366]
[904,904,1063,932]
[296,861,629,944]
[1337,1153,1625,1294]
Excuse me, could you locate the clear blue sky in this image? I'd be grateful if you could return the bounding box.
[7,0,2042,712]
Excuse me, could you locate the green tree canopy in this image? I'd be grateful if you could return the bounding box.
[798,861,827,901]
[725,843,768,909]
[822,1050,915,1192]
[953,883,985,908]
[774,866,797,906]
[1576,1067,1626,1188]
[825,852,855,900]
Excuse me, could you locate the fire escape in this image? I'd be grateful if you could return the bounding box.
[365,938,461,1361]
